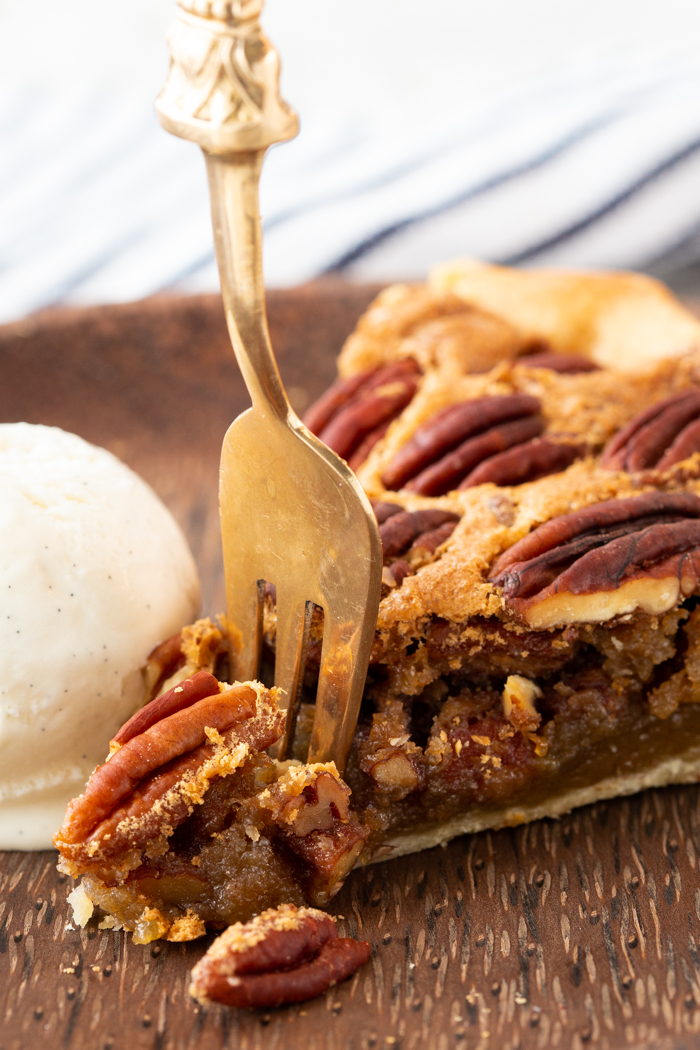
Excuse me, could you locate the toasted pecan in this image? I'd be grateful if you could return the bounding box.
[382,394,540,491]
[57,681,259,846]
[113,670,220,746]
[601,390,700,472]
[259,764,371,904]
[407,415,545,496]
[381,393,583,495]
[459,437,581,489]
[189,904,370,1008]
[143,631,186,697]
[490,492,700,579]
[490,493,700,628]
[359,700,425,801]
[67,706,285,869]
[305,358,422,464]
[379,509,460,558]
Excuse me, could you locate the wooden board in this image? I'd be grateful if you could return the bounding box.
[2,283,700,1050]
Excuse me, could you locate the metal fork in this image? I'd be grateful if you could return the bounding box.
[156,0,382,772]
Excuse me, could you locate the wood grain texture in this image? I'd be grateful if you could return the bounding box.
[2,283,700,1050]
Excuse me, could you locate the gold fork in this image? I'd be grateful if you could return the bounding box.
[156,0,382,772]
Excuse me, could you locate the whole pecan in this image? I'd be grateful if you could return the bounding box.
[601,390,700,473]
[189,904,370,1009]
[489,492,700,628]
[364,501,461,590]
[381,394,581,495]
[303,358,422,466]
[55,679,277,850]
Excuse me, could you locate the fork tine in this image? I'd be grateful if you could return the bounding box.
[270,593,313,760]
[307,597,375,773]
[225,574,264,683]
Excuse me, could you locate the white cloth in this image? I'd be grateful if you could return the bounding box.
[1,0,700,323]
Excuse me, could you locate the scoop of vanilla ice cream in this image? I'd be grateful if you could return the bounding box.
[0,423,201,849]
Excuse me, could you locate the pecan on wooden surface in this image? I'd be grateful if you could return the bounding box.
[381,394,582,495]
[601,390,700,473]
[189,904,370,1009]
[489,492,700,628]
[303,357,422,468]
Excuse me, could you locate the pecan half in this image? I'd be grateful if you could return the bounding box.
[379,508,461,558]
[56,679,260,847]
[381,394,581,495]
[189,904,370,1009]
[143,631,186,698]
[489,492,700,628]
[304,358,422,465]
[112,670,220,746]
[367,504,461,591]
[459,437,581,490]
[601,390,700,472]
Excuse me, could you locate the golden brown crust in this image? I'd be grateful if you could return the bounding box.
[375,749,700,861]
[429,260,700,370]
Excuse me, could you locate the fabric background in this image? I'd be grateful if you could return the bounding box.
[1,0,700,323]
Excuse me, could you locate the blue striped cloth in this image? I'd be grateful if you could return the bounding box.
[2,1,700,323]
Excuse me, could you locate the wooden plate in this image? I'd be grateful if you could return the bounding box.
[1,284,700,1050]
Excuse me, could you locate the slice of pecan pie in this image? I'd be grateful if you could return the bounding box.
[289,264,700,859]
[55,638,369,943]
[56,263,700,934]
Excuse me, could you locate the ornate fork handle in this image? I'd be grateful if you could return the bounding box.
[156,0,298,418]
[157,1,384,774]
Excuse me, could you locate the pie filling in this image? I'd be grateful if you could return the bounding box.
[282,598,700,836]
[68,753,366,945]
[58,596,700,943]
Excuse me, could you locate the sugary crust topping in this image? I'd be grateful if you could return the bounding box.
[336,285,532,379]
[371,461,700,641]
[201,903,332,965]
[356,352,700,500]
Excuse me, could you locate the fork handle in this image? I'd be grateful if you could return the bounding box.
[156,0,299,417]
[205,152,287,417]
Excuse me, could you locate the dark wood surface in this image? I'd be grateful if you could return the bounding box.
[2,283,700,1050]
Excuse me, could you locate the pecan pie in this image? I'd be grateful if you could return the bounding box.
[56,262,700,936]
[294,263,700,858]
[55,628,369,943]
